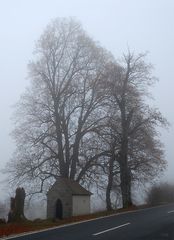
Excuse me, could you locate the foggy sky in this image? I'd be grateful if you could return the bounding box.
[0,0,174,199]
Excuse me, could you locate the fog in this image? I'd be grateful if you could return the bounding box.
[0,0,174,207]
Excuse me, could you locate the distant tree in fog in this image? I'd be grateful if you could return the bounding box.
[146,183,174,205]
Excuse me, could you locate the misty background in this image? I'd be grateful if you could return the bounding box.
[0,0,174,215]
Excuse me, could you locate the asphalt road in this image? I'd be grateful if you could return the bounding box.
[4,203,174,240]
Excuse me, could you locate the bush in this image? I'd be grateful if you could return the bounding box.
[146,183,174,206]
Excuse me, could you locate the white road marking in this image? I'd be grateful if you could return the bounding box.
[93,222,131,236]
[168,210,174,214]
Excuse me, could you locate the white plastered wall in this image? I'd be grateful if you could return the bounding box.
[72,195,90,216]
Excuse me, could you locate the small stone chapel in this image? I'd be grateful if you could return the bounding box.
[47,178,92,219]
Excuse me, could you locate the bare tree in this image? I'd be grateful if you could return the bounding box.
[103,52,167,209]
[7,18,111,195]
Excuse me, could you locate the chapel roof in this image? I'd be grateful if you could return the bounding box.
[48,178,92,196]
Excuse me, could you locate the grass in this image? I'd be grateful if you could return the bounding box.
[0,204,145,238]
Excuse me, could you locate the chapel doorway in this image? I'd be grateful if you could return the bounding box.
[55,199,63,219]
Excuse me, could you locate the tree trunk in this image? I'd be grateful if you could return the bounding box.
[120,161,132,208]
[119,127,132,208]
[54,101,69,178]
[70,132,81,180]
[106,148,116,211]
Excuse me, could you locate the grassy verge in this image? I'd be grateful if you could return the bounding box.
[0,204,146,238]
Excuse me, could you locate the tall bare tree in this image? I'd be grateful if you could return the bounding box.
[8,18,111,194]
[103,52,167,209]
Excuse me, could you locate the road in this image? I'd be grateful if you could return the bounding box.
[4,203,174,240]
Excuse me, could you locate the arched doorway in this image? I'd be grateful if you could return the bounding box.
[55,199,63,219]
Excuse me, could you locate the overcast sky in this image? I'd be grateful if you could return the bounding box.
[0,0,174,197]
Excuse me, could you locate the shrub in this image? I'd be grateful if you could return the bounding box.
[146,183,174,206]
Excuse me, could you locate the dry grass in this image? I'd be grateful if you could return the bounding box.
[0,205,142,238]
